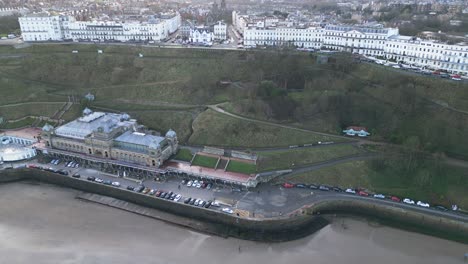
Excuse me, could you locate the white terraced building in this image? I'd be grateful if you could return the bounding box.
[213,21,227,40]
[244,25,323,49]
[236,11,468,75]
[322,24,399,57]
[385,36,468,75]
[19,12,181,42]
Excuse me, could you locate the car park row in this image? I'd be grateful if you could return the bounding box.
[27,162,235,215]
[283,182,453,212]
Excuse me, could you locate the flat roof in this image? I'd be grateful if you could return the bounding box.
[114,130,165,148]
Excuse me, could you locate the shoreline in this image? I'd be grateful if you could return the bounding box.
[0,168,467,244]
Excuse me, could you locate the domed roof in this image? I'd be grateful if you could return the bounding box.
[121,113,130,120]
[83,107,93,115]
[42,123,54,132]
[166,129,177,138]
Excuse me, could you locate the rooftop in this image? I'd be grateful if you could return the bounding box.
[114,130,165,149]
[54,111,135,140]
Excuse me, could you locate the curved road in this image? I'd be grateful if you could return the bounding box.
[15,163,467,226]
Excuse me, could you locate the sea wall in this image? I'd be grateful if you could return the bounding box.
[1,168,468,243]
[0,169,327,242]
[305,200,468,243]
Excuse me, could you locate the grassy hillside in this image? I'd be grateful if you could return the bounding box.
[283,156,468,209]
[0,44,467,158]
[188,109,343,147]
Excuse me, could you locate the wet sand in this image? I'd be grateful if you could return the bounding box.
[0,182,466,264]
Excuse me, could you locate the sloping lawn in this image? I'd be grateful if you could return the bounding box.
[191,154,218,168]
[174,149,193,162]
[226,160,257,174]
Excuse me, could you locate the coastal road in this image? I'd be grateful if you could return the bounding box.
[19,161,468,224]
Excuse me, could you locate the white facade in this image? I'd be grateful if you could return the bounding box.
[244,26,323,49]
[190,27,213,44]
[213,21,227,40]
[322,25,399,57]
[19,12,181,42]
[237,9,468,75]
[19,12,65,42]
[65,20,165,42]
[385,36,468,75]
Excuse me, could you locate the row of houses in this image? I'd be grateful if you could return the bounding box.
[234,11,468,75]
[19,11,181,43]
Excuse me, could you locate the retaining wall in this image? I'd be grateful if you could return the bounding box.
[1,169,468,243]
[305,200,468,243]
[0,169,326,242]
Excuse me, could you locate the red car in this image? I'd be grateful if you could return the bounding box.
[358,190,369,197]
[390,196,401,202]
[283,183,294,188]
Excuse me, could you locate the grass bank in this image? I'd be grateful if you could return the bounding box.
[281,156,468,209]
[191,155,218,168]
[189,109,345,148]
[226,160,257,174]
[257,144,365,171]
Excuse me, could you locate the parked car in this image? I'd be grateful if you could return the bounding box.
[194,199,200,206]
[403,198,415,205]
[332,187,343,192]
[205,200,212,208]
[416,201,430,208]
[95,178,103,183]
[187,180,193,187]
[170,193,177,200]
[295,184,306,188]
[206,183,213,190]
[149,189,156,195]
[112,182,121,187]
[174,194,182,202]
[189,199,196,205]
[142,188,151,194]
[358,191,369,197]
[211,201,220,207]
[155,190,162,197]
[309,184,318,189]
[103,180,112,185]
[160,192,166,198]
[434,205,448,211]
[373,194,385,199]
[232,188,242,192]
[72,173,80,178]
[127,186,135,191]
[319,185,330,191]
[390,196,401,202]
[283,183,294,188]
[135,186,145,193]
[57,170,68,176]
[184,197,191,204]
[196,182,202,188]
[199,201,206,207]
[222,208,234,214]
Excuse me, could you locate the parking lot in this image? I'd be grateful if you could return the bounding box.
[20,158,468,222]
